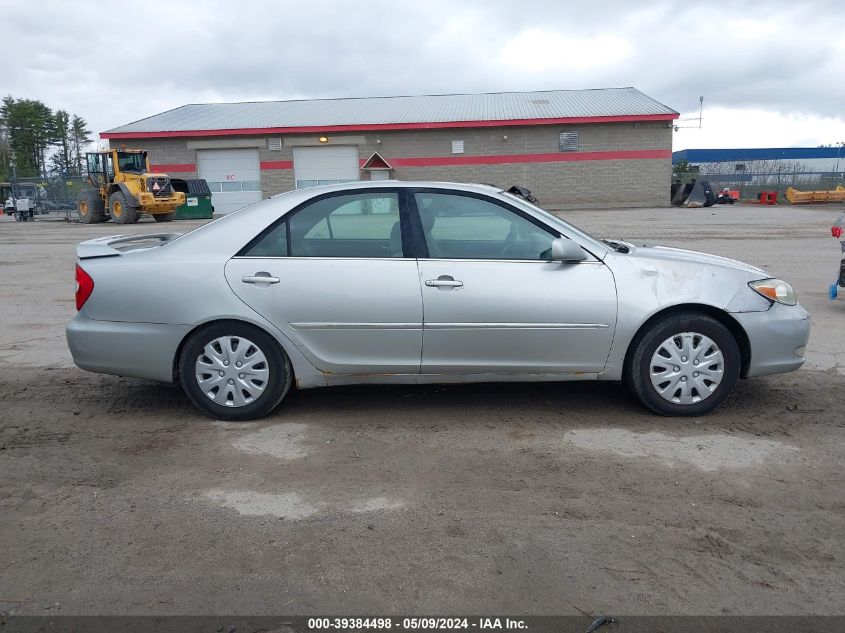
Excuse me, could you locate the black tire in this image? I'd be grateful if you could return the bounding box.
[108,191,140,224]
[77,190,105,224]
[179,321,292,421]
[625,311,740,416]
[153,211,176,222]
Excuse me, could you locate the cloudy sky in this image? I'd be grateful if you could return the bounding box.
[2,0,843,150]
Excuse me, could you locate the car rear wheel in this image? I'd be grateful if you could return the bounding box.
[626,312,740,416]
[109,191,140,224]
[179,321,292,421]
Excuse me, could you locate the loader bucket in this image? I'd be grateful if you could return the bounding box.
[682,181,707,207]
[672,182,694,206]
[670,182,681,202]
[786,185,845,204]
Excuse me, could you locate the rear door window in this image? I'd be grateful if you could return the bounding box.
[241,191,405,258]
[289,192,402,257]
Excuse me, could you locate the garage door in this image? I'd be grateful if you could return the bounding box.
[197,149,262,215]
[293,146,360,189]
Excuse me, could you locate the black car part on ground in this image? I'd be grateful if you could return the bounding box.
[671,180,716,208]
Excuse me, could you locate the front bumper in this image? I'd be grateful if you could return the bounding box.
[733,302,810,377]
[66,313,190,383]
[136,191,185,212]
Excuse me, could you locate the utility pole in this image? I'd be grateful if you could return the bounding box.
[699,96,704,129]
[835,142,844,183]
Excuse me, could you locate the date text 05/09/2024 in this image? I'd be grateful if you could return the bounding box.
[307,618,528,631]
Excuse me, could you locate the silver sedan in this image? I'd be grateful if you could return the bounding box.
[66,181,810,420]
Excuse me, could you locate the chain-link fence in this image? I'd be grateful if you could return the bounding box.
[674,170,845,203]
[1,175,88,220]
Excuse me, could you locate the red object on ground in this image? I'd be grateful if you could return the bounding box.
[754,191,778,205]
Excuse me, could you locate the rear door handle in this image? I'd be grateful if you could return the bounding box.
[425,275,463,288]
[242,274,280,285]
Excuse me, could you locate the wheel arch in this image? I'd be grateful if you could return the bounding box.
[171,317,297,385]
[107,183,141,207]
[622,303,752,381]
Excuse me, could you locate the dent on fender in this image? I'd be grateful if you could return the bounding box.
[725,285,773,313]
[637,260,764,312]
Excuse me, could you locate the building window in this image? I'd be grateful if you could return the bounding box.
[207,181,262,192]
[451,140,464,154]
[559,131,579,152]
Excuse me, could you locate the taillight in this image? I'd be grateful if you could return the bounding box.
[75,263,94,311]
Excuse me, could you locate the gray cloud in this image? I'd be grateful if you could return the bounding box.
[1,0,843,140]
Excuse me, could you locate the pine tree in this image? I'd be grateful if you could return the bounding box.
[70,114,92,176]
[0,97,92,179]
[0,96,59,177]
[53,110,71,176]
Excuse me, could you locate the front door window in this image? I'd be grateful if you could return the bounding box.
[412,190,616,374]
[414,192,556,260]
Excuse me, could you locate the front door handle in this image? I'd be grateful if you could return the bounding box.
[242,273,280,285]
[425,275,463,288]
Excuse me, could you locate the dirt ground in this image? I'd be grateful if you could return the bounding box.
[0,204,843,615]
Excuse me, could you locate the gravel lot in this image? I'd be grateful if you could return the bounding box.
[1,204,843,615]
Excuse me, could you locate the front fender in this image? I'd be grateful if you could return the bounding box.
[601,252,761,379]
[109,182,141,207]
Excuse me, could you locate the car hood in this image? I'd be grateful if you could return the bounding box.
[621,243,768,278]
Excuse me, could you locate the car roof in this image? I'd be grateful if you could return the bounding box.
[170,179,610,259]
[269,180,504,198]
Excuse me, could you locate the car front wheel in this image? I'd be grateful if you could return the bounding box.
[626,312,740,416]
[179,321,292,421]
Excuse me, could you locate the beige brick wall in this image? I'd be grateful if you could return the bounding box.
[259,167,295,199]
[116,120,672,209]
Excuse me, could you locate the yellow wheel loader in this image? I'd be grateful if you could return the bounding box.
[77,148,186,224]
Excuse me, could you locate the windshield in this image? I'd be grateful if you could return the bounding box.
[499,190,607,253]
[117,152,147,173]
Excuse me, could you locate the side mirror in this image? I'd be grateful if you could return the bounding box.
[551,238,587,262]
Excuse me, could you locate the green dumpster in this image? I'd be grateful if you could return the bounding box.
[172,179,213,219]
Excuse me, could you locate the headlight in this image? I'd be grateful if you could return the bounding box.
[749,278,797,306]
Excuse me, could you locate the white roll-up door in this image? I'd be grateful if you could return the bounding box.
[293,146,360,189]
[197,148,262,215]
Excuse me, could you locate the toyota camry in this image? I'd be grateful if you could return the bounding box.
[66,181,810,420]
